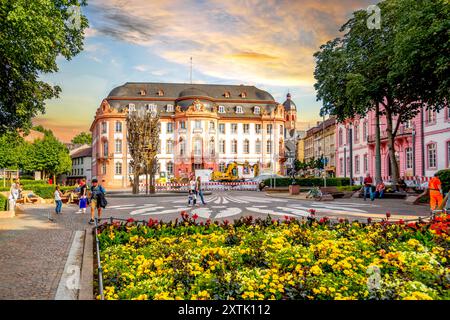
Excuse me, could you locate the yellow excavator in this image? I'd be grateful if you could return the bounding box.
[211,161,259,182]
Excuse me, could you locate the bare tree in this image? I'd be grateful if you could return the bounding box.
[126,107,160,194]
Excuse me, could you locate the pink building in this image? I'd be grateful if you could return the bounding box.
[335,106,450,183]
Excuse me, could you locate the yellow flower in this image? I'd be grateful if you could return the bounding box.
[310,265,323,276]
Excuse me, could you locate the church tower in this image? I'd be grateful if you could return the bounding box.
[283,93,297,130]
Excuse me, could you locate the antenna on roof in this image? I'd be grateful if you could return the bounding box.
[190,57,193,84]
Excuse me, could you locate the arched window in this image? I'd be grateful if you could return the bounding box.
[103,141,108,156]
[115,162,122,175]
[115,139,122,153]
[209,138,215,155]
[235,106,243,114]
[166,104,174,112]
[166,140,173,154]
[243,139,250,154]
[255,139,261,154]
[363,122,368,142]
[179,138,186,156]
[218,106,225,113]
[231,140,238,153]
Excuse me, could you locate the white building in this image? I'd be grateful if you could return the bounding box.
[67,144,92,185]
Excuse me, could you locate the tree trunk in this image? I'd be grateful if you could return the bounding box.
[385,108,399,190]
[132,169,140,194]
[374,104,382,184]
[53,174,56,185]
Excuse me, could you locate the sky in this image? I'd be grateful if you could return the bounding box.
[34,0,374,142]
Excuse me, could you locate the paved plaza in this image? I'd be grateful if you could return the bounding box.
[0,190,431,300]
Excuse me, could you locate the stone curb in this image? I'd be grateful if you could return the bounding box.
[79,227,94,300]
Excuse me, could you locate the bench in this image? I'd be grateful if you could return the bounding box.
[320,187,345,199]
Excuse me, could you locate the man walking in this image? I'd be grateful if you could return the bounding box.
[429,173,443,212]
[88,178,106,224]
[363,173,373,201]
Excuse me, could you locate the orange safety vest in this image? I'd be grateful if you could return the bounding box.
[429,177,441,193]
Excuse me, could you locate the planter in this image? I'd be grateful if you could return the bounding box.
[289,184,300,195]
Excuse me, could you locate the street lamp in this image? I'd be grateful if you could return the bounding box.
[412,123,416,177]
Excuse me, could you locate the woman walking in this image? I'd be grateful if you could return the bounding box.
[77,179,88,214]
[54,185,63,214]
[196,176,206,205]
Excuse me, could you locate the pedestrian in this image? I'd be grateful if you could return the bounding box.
[373,181,386,200]
[196,176,206,205]
[88,178,107,224]
[363,173,373,201]
[77,178,87,214]
[429,173,444,213]
[8,178,20,209]
[188,189,196,206]
[54,185,63,214]
[189,177,197,205]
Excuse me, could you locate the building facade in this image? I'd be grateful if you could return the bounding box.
[66,144,92,185]
[90,83,296,188]
[335,106,450,182]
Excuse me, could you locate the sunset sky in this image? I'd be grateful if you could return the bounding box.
[34,0,374,142]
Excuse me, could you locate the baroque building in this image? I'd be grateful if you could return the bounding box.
[90,82,296,188]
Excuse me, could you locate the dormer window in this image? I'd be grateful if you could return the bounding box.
[240,92,247,98]
[224,91,230,98]
[235,106,243,114]
[253,106,260,114]
[139,90,146,96]
[128,103,136,112]
[157,89,164,96]
[166,104,174,112]
[218,105,225,113]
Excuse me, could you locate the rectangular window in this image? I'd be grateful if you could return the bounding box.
[101,122,107,134]
[243,124,249,134]
[354,125,359,143]
[267,124,273,134]
[231,124,237,134]
[166,140,173,154]
[180,121,186,129]
[81,168,84,175]
[355,155,360,174]
[115,162,122,175]
[363,154,368,173]
[427,144,436,168]
[279,125,284,135]
[115,121,122,133]
[255,124,261,134]
[231,140,237,154]
[167,122,173,133]
[219,140,225,153]
[219,123,225,134]
[195,120,202,129]
[243,140,250,153]
[194,139,202,155]
[427,109,436,124]
[101,163,106,175]
[267,140,272,154]
[405,147,413,169]
[103,142,108,157]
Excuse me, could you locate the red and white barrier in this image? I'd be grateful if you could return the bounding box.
[138,181,259,192]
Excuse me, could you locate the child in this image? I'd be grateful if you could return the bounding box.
[188,190,197,206]
[54,186,63,214]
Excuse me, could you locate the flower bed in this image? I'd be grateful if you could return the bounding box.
[96,214,449,300]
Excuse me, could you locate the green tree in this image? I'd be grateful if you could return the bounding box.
[0,132,24,169]
[71,131,92,145]
[0,0,88,133]
[26,134,71,182]
[314,0,449,187]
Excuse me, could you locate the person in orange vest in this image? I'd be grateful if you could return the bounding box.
[428,173,443,212]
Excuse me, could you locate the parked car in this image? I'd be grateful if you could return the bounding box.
[250,174,285,184]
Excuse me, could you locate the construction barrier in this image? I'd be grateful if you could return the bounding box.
[139,181,259,192]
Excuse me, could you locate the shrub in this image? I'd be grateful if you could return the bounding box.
[436,169,450,193]
[264,177,351,187]
[336,185,362,192]
[0,194,7,211]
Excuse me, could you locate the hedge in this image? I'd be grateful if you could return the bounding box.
[0,194,7,211]
[32,186,74,199]
[436,169,450,193]
[263,177,351,187]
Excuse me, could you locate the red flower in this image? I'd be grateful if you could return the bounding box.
[386,212,391,219]
[223,220,229,226]
[284,215,290,220]
[192,213,199,220]
[206,219,211,225]
[127,218,134,223]
[308,209,316,214]
[397,219,405,225]
[339,218,344,223]
[367,217,372,224]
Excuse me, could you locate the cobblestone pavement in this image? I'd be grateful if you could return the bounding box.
[0,191,429,300]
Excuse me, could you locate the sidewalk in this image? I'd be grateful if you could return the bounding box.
[0,204,91,300]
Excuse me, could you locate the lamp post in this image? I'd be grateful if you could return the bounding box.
[344,145,347,179]
[412,123,416,177]
[349,125,353,186]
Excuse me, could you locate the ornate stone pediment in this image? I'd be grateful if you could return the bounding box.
[187,99,205,113]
